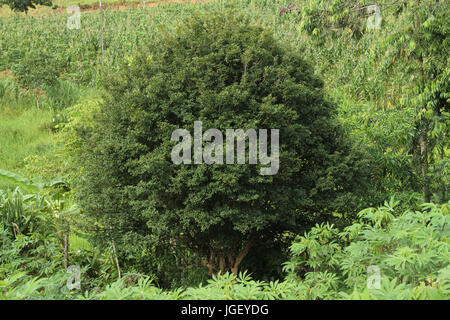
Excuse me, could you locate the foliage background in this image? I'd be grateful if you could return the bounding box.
[0,0,448,299]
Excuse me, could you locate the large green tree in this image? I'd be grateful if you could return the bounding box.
[0,0,52,13]
[74,11,370,276]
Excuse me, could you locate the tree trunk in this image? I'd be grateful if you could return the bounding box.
[418,132,431,203]
[63,232,69,270]
[202,234,257,276]
[231,235,256,275]
[414,8,431,204]
[111,238,121,279]
[440,147,447,202]
[35,91,40,109]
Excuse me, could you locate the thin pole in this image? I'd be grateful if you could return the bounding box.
[64,231,69,270]
[100,0,104,66]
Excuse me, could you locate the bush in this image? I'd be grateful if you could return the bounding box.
[1,198,447,300]
[283,200,450,299]
[0,0,52,13]
[0,188,49,238]
[73,10,371,279]
[11,49,60,109]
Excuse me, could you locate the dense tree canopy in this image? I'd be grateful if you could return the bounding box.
[73,11,371,275]
[0,0,52,12]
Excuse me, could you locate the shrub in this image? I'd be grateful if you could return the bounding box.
[11,49,60,109]
[283,200,450,299]
[73,10,371,278]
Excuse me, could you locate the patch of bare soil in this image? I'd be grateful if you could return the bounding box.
[56,0,209,14]
[0,70,14,79]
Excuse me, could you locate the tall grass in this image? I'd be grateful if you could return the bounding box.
[0,74,85,187]
[0,108,54,171]
[0,78,35,112]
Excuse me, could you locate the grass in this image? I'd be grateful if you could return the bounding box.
[0,72,93,186]
[0,107,55,174]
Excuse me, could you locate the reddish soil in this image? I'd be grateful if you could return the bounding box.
[58,0,209,14]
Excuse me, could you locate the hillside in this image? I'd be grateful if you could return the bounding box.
[0,0,448,301]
